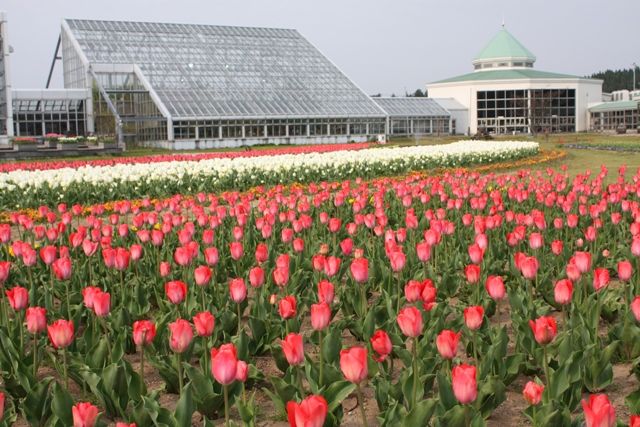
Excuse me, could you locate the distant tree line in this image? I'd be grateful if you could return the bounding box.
[369,89,428,98]
[590,67,639,93]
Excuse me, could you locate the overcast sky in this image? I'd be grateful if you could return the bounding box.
[4,0,640,95]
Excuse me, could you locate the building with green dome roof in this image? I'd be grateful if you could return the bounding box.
[427,27,603,135]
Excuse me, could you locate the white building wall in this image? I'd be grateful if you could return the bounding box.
[427,78,603,133]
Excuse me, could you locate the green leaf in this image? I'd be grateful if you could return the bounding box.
[174,384,196,426]
[51,382,74,426]
[324,380,356,412]
[403,398,437,426]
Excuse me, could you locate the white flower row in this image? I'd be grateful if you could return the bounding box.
[0,140,538,208]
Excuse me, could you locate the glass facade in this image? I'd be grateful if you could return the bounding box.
[12,97,87,137]
[171,117,385,140]
[590,107,640,131]
[64,19,385,120]
[373,98,452,136]
[477,89,575,134]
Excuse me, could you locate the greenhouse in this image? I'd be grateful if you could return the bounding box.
[373,97,453,135]
[58,18,388,148]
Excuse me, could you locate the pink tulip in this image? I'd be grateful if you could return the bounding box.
[452,364,477,404]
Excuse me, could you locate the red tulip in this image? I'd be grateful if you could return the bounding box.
[485,275,506,300]
[82,286,101,309]
[168,319,193,353]
[92,291,111,317]
[217,356,239,385]
[281,333,304,366]
[323,256,341,277]
[464,264,481,284]
[287,395,328,427]
[255,243,268,264]
[468,243,484,264]
[582,394,615,427]
[340,238,353,256]
[529,232,543,250]
[312,254,326,272]
[370,330,392,362]
[272,267,290,287]
[317,280,335,305]
[130,244,143,262]
[574,251,592,273]
[554,279,573,305]
[436,329,461,360]
[26,307,47,334]
[229,278,247,303]
[388,250,406,272]
[72,401,99,427]
[340,346,368,383]
[204,247,219,266]
[278,296,297,319]
[350,258,369,283]
[40,245,57,265]
[551,240,563,255]
[230,242,243,260]
[310,302,331,331]
[451,364,477,404]
[463,306,484,330]
[193,311,215,337]
[173,247,191,266]
[194,265,212,286]
[165,280,187,304]
[404,280,424,303]
[420,278,437,308]
[523,381,544,406]
[529,316,557,345]
[631,297,640,322]
[593,268,610,292]
[249,266,265,288]
[47,319,75,349]
[631,415,640,427]
[0,261,10,284]
[116,423,136,427]
[52,257,72,280]
[618,261,633,282]
[21,246,37,267]
[6,286,28,311]
[132,320,156,346]
[211,343,238,385]
[159,261,171,277]
[416,241,432,262]
[114,248,130,271]
[397,306,423,338]
[520,256,539,280]
[0,392,4,422]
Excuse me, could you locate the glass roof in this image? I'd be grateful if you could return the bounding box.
[64,19,385,119]
[373,97,450,117]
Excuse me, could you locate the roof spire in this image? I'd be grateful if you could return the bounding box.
[501,14,505,28]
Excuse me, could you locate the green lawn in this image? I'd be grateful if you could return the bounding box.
[388,133,640,182]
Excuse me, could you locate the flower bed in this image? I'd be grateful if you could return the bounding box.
[0,140,538,210]
[0,164,637,425]
[0,142,373,173]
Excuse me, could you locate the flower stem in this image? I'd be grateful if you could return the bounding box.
[542,345,551,396]
[319,331,324,387]
[237,303,242,337]
[223,384,230,427]
[177,352,183,396]
[18,310,24,356]
[412,337,418,409]
[297,366,305,397]
[356,383,369,427]
[140,344,145,380]
[62,348,69,390]
[33,333,38,378]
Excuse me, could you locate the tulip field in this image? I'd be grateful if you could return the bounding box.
[1,139,640,426]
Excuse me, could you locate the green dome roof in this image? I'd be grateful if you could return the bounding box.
[473,28,536,63]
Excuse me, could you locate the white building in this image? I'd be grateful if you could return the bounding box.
[427,27,603,135]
